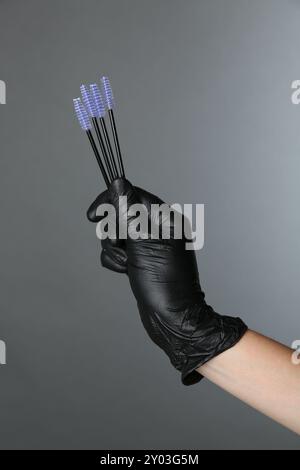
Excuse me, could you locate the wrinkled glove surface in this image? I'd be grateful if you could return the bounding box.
[87,178,247,385]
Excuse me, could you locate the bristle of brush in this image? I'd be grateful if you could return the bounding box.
[101,76,115,110]
[90,83,106,118]
[73,98,91,131]
[80,85,97,118]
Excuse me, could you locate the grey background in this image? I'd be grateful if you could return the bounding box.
[0,0,299,450]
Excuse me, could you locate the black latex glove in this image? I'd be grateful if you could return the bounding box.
[87,178,247,385]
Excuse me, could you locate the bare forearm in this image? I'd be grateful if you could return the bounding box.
[198,330,300,435]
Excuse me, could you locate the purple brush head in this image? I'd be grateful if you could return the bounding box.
[101,76,115,110]
[90,83,106,118]
[73,98,91,131]
[80,84,97,118]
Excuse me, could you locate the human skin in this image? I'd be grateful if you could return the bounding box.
[198,330,300,435]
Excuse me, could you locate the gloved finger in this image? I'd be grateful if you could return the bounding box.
[87,189,110,223]
[87,178,137,224]
[101,248,128,274]
[134,187,165,209]
[135,186,180,231]
[108,178,140,214]
[108,179,143,239]
[133,186,166,229]
[101,238,126,250]
[101,242,128,264]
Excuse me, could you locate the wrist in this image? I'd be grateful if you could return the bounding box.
[181,304,248,385]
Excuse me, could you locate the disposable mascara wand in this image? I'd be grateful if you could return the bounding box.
[80,85,114,182]
[73,98,110,188]
[101,77,125,178]
[89,84,119,180]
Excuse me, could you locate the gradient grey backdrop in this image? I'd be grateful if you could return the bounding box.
[0,0,299,450]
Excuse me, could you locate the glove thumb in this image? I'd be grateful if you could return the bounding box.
[87,178,138,224]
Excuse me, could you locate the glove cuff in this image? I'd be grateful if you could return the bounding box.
[181,313,248,386]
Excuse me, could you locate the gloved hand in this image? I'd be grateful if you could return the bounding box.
[87,178,247,385]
